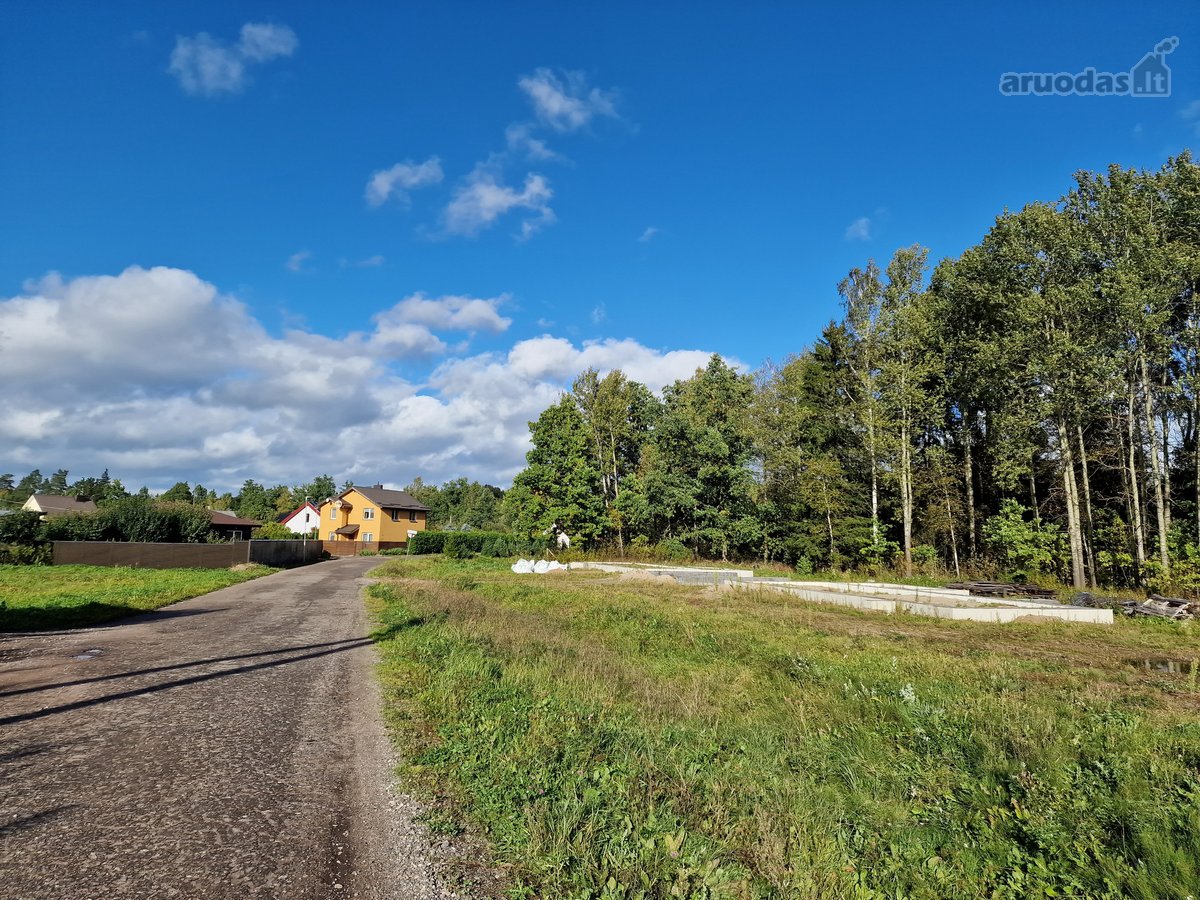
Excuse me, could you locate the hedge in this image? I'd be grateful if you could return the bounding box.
[408,530,550,557]
[408,531,447,554]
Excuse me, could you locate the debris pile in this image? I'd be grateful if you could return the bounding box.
[945,581,1057,600]
[1123,595,1198,621]
[1074,592,1199,620]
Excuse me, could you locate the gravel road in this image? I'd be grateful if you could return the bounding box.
[0,557,488,900]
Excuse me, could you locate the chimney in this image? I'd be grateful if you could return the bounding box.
[373,483,384,489]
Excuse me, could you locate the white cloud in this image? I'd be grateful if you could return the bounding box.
[591,303,607,325]
[285,250,312,273]
[844,216,872,241]
[443,167,555,238]
[237,23,298,62]
[0,267,723,490]
[505,123,562,162]
[168,22,297,97]
[385,293,512,333]
[517,68,618,132]
[368,293,511,358]
[1182,100,1200,135]
[365,157,444,207]
[338,255,387,269]
[638,227,659,243]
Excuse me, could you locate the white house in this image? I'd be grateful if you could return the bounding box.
[280,500,321,535]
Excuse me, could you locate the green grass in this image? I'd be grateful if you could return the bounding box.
[0,564,275,630]
[367,556,1200,900]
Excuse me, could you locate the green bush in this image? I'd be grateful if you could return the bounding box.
[39,498,215,544]
[0,543,51,565]
[444,533,476,559]
[408,531,448,554]
[409,530,549,557]
[656,538,693,562]
[42,513,106,541]
[983,499,1066,581]
[252,522,298,540]
[0,511,43,545]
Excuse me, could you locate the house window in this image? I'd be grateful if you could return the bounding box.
[389,509,401,522]
[363,508,375,520]
[362,532,373,543]
[330,507,337,520]
[409,510,418,522]
[329,531,335,540]
[231,530,242,542]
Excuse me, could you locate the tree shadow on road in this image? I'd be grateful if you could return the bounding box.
[0,804,79,837]
[0,637,377,728]
[0,603,229,633]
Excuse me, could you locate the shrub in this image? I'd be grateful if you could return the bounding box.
[482,536,511,557]
[656,538,693,562]
[410,530,549,557]
[42,513,106,542]
[444,533,476,559]
[41,497,214,544]
[983,499,1066,581]
[0,511,43,546]
[252,522,297,540]
[409,531,448,554]
[0,543,51,565]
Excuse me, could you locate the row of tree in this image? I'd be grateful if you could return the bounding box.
[1,468,506,534]
[504,153,1200,589]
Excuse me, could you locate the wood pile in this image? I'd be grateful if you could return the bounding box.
[946,581,1058,600]
[1124,595,1198,621]
[1074,592,1199,620]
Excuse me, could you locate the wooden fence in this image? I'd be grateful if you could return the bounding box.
[53,540,325,570]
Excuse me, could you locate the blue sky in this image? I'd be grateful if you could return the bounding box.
[1,2,1197,492]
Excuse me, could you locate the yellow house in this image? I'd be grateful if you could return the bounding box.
[317,483,429,550]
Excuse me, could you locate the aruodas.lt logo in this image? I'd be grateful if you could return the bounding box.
[1000,37,1178,97]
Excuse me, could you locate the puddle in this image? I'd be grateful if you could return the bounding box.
[71,648,104,661]
[1128,658,1196,675]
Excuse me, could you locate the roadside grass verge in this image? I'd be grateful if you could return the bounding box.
[368,556,1200,900]
[0,564,275,630]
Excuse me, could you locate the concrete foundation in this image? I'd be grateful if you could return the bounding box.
[566,562,1114,625]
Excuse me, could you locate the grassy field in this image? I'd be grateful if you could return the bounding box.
[0,564,274,630]
[368,556,1200,900]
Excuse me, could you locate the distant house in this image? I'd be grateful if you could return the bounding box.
[207,510,260,542]
[21,494,98,519]
[280,501,321,535]
[317,484,429,549]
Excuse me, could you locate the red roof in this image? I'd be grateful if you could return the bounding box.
[281,501,320,523]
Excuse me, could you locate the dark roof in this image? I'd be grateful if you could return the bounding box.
[343,485,429,511]
[208,510,260,527]
[335,524,360,536]
[29,494,97,515]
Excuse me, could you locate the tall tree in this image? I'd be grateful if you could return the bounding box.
[504,397,607,545]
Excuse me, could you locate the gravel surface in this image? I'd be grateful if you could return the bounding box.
[0,557,491,900]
